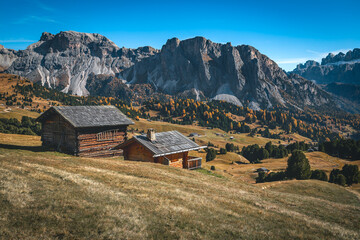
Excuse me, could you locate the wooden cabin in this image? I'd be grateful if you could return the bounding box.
[36,105,134,157]
[115,129,206,169]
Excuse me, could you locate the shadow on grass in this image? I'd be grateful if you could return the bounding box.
[0,144,53,152]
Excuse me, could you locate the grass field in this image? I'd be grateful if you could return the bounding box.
[0,133,359,239]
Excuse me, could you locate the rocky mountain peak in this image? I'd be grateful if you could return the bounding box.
[40,32,55,41]
[292,48,360,87]
[295,60,320,70]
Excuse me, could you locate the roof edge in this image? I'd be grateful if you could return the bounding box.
[153,146,207,157]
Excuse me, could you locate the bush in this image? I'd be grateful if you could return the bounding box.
[341,164,360,186]
[335,174,347,186]
[256,171,266,183]
[241,144,270,163]
[286,150,311,180]
[329,164,360,186]
[265,171,286,182]
[310,170,328,181]
[219,148,227,154]
[329,169,341,183]
[225,143,236,152]
[206,148,217,162]
[210,166,216,171]
[256,171,286,183]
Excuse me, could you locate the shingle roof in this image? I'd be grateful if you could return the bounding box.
[37,105,134,128]
[119,130,206,157]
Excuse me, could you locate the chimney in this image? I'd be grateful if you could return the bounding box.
[147,128,156,141]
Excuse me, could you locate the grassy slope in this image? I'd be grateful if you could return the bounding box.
[0,133,359,239]
[0,73,60,120]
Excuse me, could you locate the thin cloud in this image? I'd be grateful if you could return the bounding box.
[277,58,310,64]
[36,1,54,12]
[26,0,54,12]
[277,48,352,66]
[306,48,351,61]
[13,15,58,24]
[0,39,35,43]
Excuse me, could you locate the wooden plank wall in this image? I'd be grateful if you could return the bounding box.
[123,141,154,162]
[42,114,77,154]
[77,126,128,157]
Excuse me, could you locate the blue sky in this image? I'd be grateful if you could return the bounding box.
[0,0,359,71]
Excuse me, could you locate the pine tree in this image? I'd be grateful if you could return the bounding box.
[286,150,311,180]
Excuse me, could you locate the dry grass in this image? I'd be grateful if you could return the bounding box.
[0,105,40,120]
[0,73,61,116]
[0,133,359,239]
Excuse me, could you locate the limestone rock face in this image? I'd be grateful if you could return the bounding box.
[121,37,333,110]
[292,48,360,85]
[0,31,158,95]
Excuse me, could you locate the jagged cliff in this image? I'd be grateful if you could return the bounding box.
[0,31,343,111]
[121,37,333,110]
[0,31,158,95]
[292,48,360,85]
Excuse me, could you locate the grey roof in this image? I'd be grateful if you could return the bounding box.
[119,130,206,157]
[37,105,134,128]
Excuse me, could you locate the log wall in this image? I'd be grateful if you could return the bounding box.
[41,114,77,154]
[41,112,129,157]
[77,126,128,157]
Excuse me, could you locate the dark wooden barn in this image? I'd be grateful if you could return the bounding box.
[116,129,206,169]
[36,105,134,157]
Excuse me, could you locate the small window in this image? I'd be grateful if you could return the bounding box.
[97,129,118,141]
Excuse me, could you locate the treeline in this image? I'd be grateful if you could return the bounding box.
[241,141,309,163]
[256,150,360,187]
[143,99,251,133]
[319,139,360,160]
[143,99,343,142]
[0,116,41,135]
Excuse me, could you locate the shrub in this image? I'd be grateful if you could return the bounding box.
[265,171,286,182]
[256,171,286,183]
[219,148,227,154]
[210,166,216,171]
[206,148,217,162]
[256,171,266,183]
[329,169,341,183]
[310,170,328,181]
[286,150,311,180]
[329,164,360,186]
[335,174,347,186]
[225,143,235,152]
[341,164,360,186]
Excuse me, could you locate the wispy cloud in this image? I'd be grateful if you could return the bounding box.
[13,15,58,24]
[0,39,35,43]
[277,58,310,64]
[36,1,54,12]
[276,49,351,66]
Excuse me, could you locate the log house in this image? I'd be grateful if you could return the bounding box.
[36,105,134,157]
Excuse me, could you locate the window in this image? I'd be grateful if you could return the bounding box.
[97,129,118,141]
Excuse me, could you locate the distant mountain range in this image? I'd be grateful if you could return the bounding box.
[0,31,358,113]
[292,48,360,85]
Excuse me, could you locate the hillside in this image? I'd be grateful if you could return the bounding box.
[0,133,359,239]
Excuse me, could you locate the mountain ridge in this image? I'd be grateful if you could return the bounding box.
[0,31,355,112]
[292,48,360,85]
